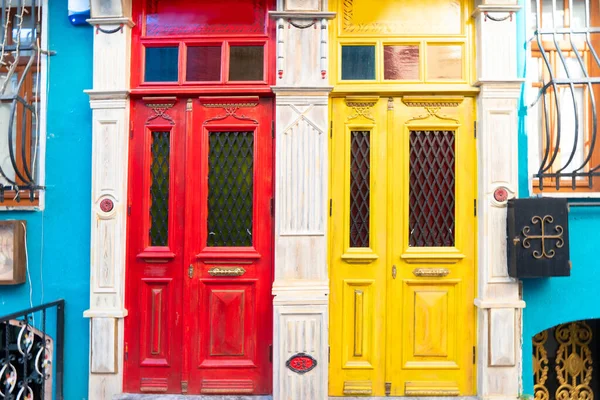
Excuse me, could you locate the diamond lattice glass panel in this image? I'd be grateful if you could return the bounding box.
[149,131,171,247]
[409,130,455,247]
[208,131,254,247]
[350,131,370,248]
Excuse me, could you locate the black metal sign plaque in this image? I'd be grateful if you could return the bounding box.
[507,198,570,278]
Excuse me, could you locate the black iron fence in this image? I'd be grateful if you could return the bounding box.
[0,300,64,400]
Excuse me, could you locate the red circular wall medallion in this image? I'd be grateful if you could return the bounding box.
[100,198,114,213]
[286,353,317,374]
[494,187,509,202]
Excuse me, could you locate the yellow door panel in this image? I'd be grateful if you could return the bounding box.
[329,97,388,396]
[341,279,376,369]
[388,97,475,396]
[402,280,458,366]
[330,96,476,397]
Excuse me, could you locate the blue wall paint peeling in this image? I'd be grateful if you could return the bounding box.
[0,0,92,398]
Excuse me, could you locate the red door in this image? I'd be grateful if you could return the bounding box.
[124,96,273,394]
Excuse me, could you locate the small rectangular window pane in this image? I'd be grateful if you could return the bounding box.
[150,131,171,247]
[384,45,420,80]
[350,131,370,248]
[530,0,538,34]
[208,131,254,247]
[342,46,376,80]
[187,46,222,81]
[542,0,564,28]
[571,0,586,27]
[427,45,462,80]
[409,130,455,247]
[12,11,35,53]
[229,46,264,81]
[557,57,585,79]
[558,87,585,174]
[145,46,179,82]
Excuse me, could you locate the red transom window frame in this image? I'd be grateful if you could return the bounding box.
[131,0,276,94]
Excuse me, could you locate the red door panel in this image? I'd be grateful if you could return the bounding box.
[125,96,273,395]
[185,96,273,394]
[124,98,186,393]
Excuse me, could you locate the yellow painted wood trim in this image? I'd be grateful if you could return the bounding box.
[401,247,466,264]
[341,252,379,264]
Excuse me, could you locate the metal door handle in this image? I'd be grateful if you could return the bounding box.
[392,265,397,279]
[188,264,194,279]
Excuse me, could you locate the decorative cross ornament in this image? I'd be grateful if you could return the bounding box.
[522,215,564,259]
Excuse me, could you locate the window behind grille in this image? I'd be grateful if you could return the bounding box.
[528,0,600,191]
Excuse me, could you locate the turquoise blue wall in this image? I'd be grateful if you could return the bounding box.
[521,207,600,394]
[0,0,92,398]
[516,0,600,395]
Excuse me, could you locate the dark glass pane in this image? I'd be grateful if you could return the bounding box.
[150,131,170,246]
[229,46,264,81]
[208,131,254,247]
[350,131,370,248]
[409,130,455,247]
[186,46,221,81]
[342,46,375,80]
[384,45,420,80]
[145,46,179,82]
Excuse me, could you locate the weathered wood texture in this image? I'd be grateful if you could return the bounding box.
[474,2,525,399]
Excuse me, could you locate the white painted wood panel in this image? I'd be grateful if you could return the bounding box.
[474,3,525,399]
[86,6,133,398]
[90,317,118,374]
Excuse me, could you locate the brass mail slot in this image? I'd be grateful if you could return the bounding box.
[208,267,246,277]
[412,268,450,277]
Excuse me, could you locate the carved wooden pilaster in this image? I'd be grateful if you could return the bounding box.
[270,2,334,399]
[84,4,133,399]
[474,2,525,399]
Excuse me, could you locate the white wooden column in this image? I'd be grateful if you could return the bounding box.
[474,3,525,399]
[83,3,133,399]
[270,1,334,398]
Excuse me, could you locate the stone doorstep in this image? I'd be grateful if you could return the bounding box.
[115,396,479,400]
[113,396,272,400]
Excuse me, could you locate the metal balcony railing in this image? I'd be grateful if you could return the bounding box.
[0,300,64,399]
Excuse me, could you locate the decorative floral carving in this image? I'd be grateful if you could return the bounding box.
[346,101,377,122]
[402,97,462,123]
[145,101,176,125]
[202,102,259,125]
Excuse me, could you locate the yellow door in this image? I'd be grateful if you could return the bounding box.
[329,96,476,396]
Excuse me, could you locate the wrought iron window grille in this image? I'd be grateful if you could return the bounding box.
[529,0,600,190]
[0,0,54,203]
